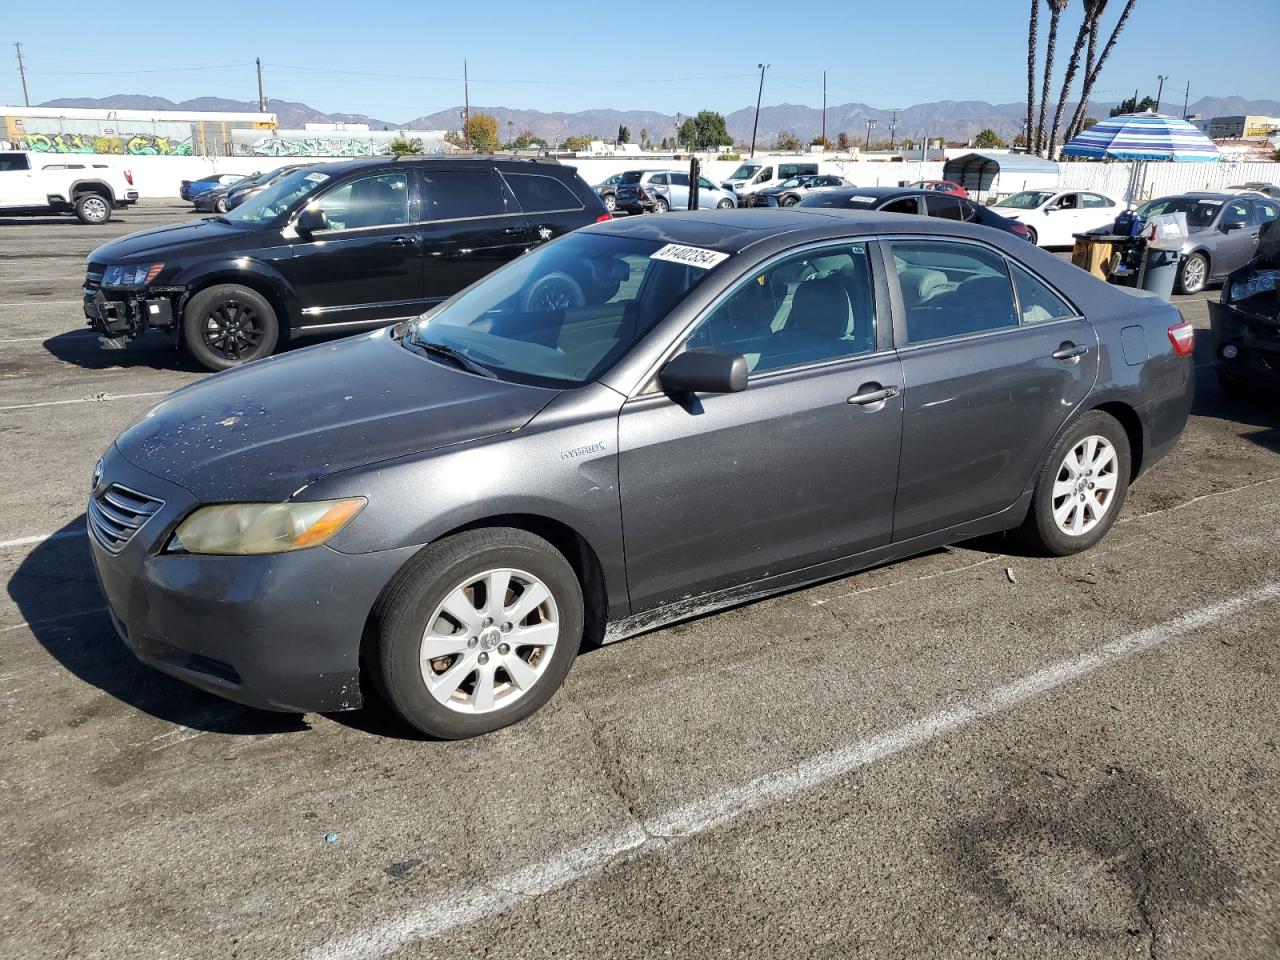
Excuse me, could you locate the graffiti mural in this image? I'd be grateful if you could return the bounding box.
[240,135,390,158]
[19,131,193,155]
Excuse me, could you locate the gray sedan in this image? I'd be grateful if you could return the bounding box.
[90,209,1194,738]
[1135,192,1280,294]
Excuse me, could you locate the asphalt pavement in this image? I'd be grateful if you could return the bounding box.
[1,201,1277,960]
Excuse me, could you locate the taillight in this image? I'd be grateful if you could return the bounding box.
[638,188,649,201]
[1167,321,1195,357]
[1009,222,1031,239]
[595,212,612,222]
[124,170,134,185]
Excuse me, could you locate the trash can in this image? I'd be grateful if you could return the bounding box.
[1139,247,1181,300]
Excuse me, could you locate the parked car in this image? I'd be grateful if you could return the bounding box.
[213,164,313,212]
[909,179,968,198]
[180,172,249,203]
[89,207,1193,738]
[84,157,610,370]
[613,170,736,214]
[1227,182,1280,200]
[593,173,623,212]
[798,186,1032,240]
[721,160,820,203]
[1133,192,1280,294]
[0,152,137,224]
[193,169,271,213]
[1209,219,1280,393]
[989,190,1119,247]
[751,174,850,207]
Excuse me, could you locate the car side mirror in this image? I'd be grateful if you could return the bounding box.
[296,207,328,235]
[1222,219,1244,232]
[660,348,748,395]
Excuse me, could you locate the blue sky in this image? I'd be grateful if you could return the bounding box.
[5,0,1277,119]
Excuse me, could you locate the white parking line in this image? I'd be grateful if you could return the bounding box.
[304,581,1280,960]
[0,300,82,307]
[0,333,93,343]
[0,530,85,550]
[0,390,167,412]
[0,606,106,633]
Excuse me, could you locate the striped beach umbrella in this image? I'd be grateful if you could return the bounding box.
[1062,111,1220,162]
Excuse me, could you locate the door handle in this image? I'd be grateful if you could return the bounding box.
[847,384,899,406]
[1052,343,1089,361]
[501,227,522,235]
[387,236,413,247]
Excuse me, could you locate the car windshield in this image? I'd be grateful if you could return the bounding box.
[729,164,761,180]
[407,233,720,387]
[1135,197,1224,228]
[996,191,1054,209]
[223,168,331,224]
[779,177,806,188]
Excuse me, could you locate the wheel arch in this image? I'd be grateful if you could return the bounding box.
[1089,399,1144,481]
[180,268,296,342]
[69,178,115,200]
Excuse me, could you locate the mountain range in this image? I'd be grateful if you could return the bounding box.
[38,94,1280,146]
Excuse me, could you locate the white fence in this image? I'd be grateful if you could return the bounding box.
[1057,161,1280,204]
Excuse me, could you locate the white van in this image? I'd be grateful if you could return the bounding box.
[721,160,820,203]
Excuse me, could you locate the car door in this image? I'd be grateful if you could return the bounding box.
[0,152,40,207]
[618,240,903,611]
[1212,198,1261,275]
[887,238,1099,541]
[418,167,532,304]
[667,173,692,209]
[1041,192,1081,246]
[282,168,425,330]
[923,194,967,222]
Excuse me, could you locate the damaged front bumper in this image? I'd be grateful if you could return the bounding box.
[83,286,182,348]
[1209,277,1280,389]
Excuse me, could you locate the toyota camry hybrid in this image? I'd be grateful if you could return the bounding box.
[89,208,1194,739]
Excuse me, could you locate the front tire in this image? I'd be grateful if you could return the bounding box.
[214,195,229,214]
[182,284,279,371]
[779,194,799,207]
[716,198,734,209]
[372,528,583,739]
[1178,251,1208,295]
[74,193,112,224]
[603,194,617,212]
[1019,410,1131,556]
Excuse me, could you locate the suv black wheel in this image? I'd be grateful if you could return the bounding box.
[372,528,583,739]
[74,193,112,224]
[182,284,279,371]
[522,271,584,312]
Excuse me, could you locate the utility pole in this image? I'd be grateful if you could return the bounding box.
[14,42,30,108]
[463,59,470,145]
[821,70,827,145]
[1154,75,1168,114]
[1182,81,1190,120]
[255,57,265,112]
[888,109,899,151]
[675,112,683,152]
[864,118,877,151]
[750,63,768,159]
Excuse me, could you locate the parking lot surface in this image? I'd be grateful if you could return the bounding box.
[2,201,1278,959]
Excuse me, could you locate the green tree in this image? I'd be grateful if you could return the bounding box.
[810,136,833,149]
[678,118,697,149]
[1110,94,1156,117]
[692,110,732,150]
[974,128,1007,148]
[389,137,424,156]
[562,134,593,152]
[773,130,803,152]
[617,125,631,144]
[458,113,501,152]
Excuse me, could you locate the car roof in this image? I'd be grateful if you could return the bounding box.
[278,156,573,179]
[582,207,1011,254]
[814,186,929,201]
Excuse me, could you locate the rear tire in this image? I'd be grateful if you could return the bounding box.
[603,194,617,211]
[74,193,112,224]
[214,195,229,214]
[652,197,669,214]
[1025,225,1039,245]
[1019,410,1131,556]
[716,198,734,209]
[372,528,583,739]
[1177,251,1208,295]
[182,284,279,371]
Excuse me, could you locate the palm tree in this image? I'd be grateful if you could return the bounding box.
[1036,0,1070,155]
[1065,0,1138,142]
[1049,0,1106,157]
[1025,0,1039,154]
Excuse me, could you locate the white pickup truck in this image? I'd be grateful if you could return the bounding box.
[0,151,139,224]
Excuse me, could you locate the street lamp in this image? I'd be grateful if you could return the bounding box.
[507,119,514,148]
[864,118,877,151]
[750,64,768,159]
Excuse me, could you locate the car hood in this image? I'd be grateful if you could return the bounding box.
[89,217,254,263]
[114,331,561,502]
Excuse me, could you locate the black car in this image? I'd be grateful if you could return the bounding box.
[193,164,310,213]
[1210,220,1280,393]
[89,208,1193,737]
[84,157,611,370]
[799,186,1032,241]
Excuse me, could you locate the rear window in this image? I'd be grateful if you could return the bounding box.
[504,173,584,213]
[620,171,644,184]
[422,170,507,219]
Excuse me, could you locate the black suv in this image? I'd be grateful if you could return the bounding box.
[84,157,610,370]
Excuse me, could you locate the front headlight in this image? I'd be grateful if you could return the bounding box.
[103,263,165,288]
[169,498,366,555]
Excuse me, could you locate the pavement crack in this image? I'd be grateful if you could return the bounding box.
[574,697,659,846]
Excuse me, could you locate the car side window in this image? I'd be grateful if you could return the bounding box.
[313,172,411,230]
[670,173,690,187]
[503,173,584,213]
[1256,200,1279,224]
[888,241,1018,344]
[1058,193,1079,209]
[419,170,506,221]
[1010,262,1076,324]
[926,195,965,220]
[757,167,773,182]
[698,177,716,190]
[1081,193,1110,208]
[1220,199,1251,226]
[0,153,32,172]
[685,243,877,374]
[957,198,980,222]
[880,196,921,215]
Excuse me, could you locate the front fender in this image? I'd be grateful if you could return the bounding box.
[174,258,300,329]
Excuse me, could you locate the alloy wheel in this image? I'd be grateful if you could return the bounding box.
[419,567,560,714]
[202,299,264,361]
[1181,254,1206,293]
[1051,435,1119,536]
[81,196,108,222]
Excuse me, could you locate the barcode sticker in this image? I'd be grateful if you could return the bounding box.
[650,244,730,269]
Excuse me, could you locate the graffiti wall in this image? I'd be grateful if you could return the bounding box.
[232,129,449,158]
[16,131,194,155]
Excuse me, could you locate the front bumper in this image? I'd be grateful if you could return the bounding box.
[1209,300,1280,387]
[83,285,179,341]
[88,446,417,714]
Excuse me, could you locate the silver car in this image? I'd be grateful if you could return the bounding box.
[1135,192,1280,294]
[643,171,738,212]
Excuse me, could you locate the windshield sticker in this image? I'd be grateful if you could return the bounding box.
[304,171,330,183]
[850,195,878,204]
[651,244,730,269]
